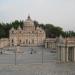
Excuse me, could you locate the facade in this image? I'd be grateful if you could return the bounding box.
[45,38,56,49]
[9,16,46,46]
[45,35,75,63]
[57,36,75,62]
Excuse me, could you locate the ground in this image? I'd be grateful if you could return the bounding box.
[0,46,56,64]
[0,46,75,75]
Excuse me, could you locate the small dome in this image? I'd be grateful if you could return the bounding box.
[24,15,34,27]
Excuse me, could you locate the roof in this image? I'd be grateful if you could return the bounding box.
[24,15,34,27]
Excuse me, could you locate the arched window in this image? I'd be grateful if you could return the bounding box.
[29,41,30,44]
[12,39,13,43]
[20,40,21,43]
[12,39,14,46]
[26,39,28,44]
[32,39,34,44]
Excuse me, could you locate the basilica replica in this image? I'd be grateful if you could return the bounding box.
[0,15,75,63]
[9,16,46,46]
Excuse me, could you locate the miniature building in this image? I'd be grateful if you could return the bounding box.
[1,15,75,63]
[9,16,46,46]
[57,35,75,62]
[45,38,56,49]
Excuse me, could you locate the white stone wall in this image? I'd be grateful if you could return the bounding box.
[57,36,75,63]
[0,38,9,48]
[45,38,56,49]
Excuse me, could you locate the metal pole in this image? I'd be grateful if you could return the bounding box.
[15,45,16,65]
[42,45,43,64]
[60,46,61,62]
[65,37,67,62]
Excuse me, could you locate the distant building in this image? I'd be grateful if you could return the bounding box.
[9,16,46,46]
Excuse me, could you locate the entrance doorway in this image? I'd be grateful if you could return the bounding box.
[68,47,74,62]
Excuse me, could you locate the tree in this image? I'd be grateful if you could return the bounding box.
[34,20,39,28]
[0,20,75,38]
[11,20,21,29]
[45,24,63,38]
[0,24,6,38]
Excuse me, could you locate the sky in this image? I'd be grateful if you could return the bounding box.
[0,0,75,31]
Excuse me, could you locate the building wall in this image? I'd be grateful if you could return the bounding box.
[57,37,75,63]
[45,38,56,49]
[0,38,9,48]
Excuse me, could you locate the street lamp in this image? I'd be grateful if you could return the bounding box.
[65,37,67,62]
[42,44,44,64]
[59,45,61,62]
[14,44,17,65]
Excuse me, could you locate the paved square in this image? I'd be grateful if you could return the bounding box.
[0,46,57,64]
[0,46,75,75]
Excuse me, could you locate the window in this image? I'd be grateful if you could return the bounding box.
[29,41,30,44]
[12,39,14,46]
[40,31,41,32]
[20,40,21,43]
[23,41,25,44]
[12,39,13,43]
[32,31,34,33]
[20,31,21,33]
[32,39,34,44]
[26,39,28,44]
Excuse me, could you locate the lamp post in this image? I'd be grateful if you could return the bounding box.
[42,44,44,64]
[65,37,67,62]
[14,44,17,65]
[59,45,61,62]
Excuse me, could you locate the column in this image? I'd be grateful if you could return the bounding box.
[61,47,66,62]
[57,46,61,62]
[45,42,47,48]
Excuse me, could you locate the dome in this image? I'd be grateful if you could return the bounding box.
[24,15,34,27]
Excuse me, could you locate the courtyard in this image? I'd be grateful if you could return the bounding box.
[0,46,56,64]
[0,61,75,75]
[0,46,75,75]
